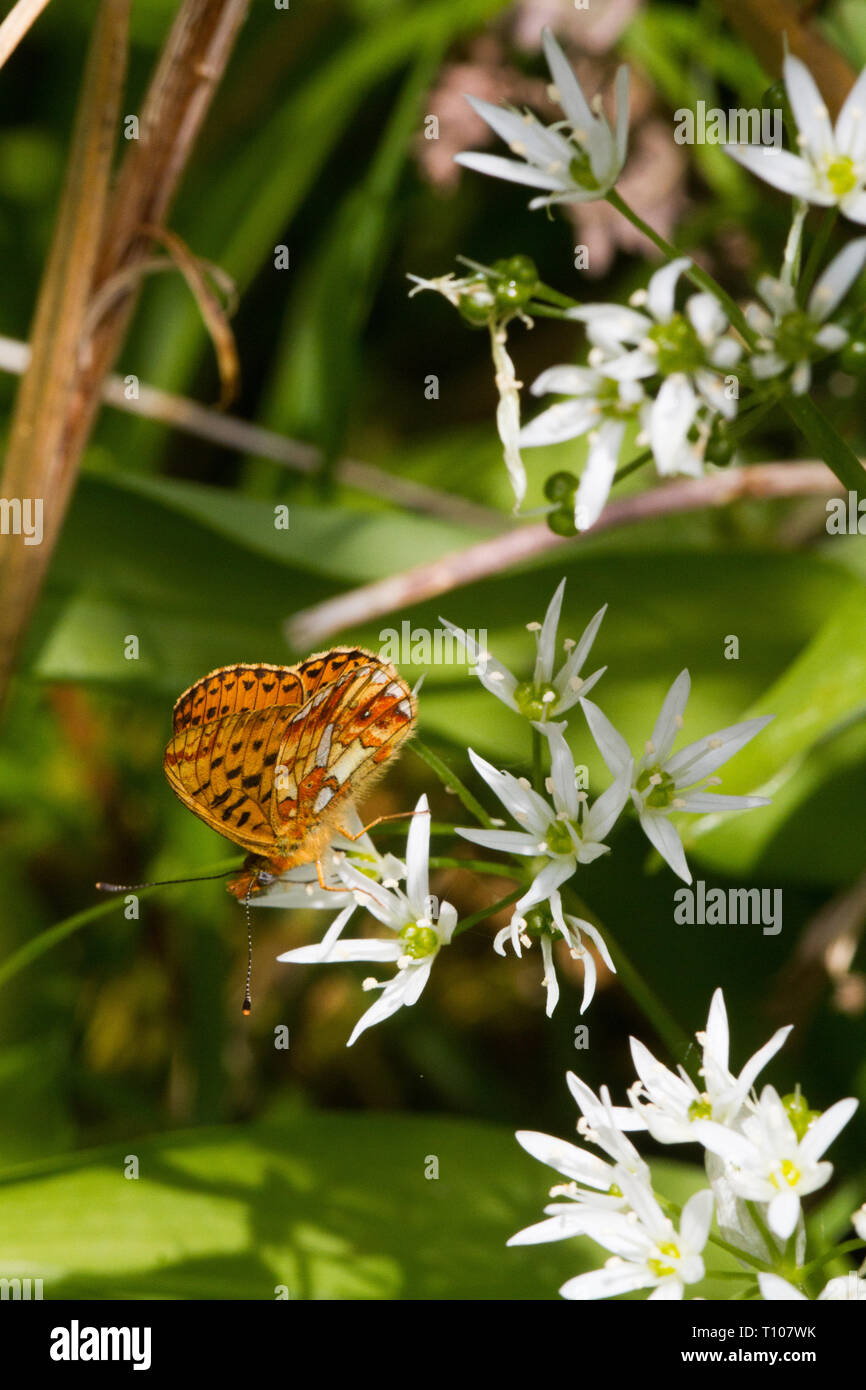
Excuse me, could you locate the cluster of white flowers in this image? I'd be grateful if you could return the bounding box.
[510,988,862,1300]
[255,579,773,1039]
[414,32,866,525]
[446,579,772,1011]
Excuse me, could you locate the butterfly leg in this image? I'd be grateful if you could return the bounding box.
[333,807,429,842]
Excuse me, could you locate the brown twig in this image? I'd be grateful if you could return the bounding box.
[0,334,508,528]
[0,0,251,713]
[285,462,843,649]
[0,0,52,72]
[0,0,130,707]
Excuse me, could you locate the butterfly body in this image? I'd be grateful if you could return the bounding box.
[163,648,416,898]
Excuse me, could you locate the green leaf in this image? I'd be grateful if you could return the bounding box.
[0,1109,709,1300]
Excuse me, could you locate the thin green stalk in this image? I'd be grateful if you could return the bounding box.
[412,739,494,828]
[531,725,544,794]
[798,207,838,301]
[801,1238,866,1275]
[429,857,525,879]
[613,447,652,485]
[452,887,524,939]
[0,857,240,992]
[784,393,865,491]
[606,190,757,346]
[566,889,691,1062]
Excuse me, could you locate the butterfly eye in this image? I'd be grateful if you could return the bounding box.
[257,870,276,885]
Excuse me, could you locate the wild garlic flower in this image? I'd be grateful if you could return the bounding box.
[493,888,614,1016]
[458,726,633,919]
[581,671,773,884]
[559,1174,714,1301]
[442,578,606,720]
[251,808,404,914]
[509,1075,649,1249]
[455,27,629,210]
[628,987,793,1143]
[728,57,866,223]
[747,237,866,393]
[277,796,456,1045]
[694,1085,858,1241]
[570,258,742,476]
[518,365,645,529]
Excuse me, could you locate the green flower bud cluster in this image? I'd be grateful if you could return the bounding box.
[457,255,539,327]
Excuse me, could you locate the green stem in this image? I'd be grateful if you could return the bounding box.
[798,207,838,302]
[801,1238,866,1275]
[706,1234,773,1273]
[606,189,757,346]
[531,725,544,794]
[453,887,524,939]
[412,739,494,828]
[565,889,692,1062]
[0,857,241,993]
[784,393,865,491]
[429,856,525,878]
[613,447,652,485]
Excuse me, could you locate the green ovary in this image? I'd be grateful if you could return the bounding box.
[648,1242,679,1278]
[636,767,677,809]
[648,314,704,375]
[544,819,576,856]
[400,923,438,959]
[774,310,816,363]
[515,680,557,719]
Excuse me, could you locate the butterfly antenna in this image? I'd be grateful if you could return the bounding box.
[95,869,236,892]
[242,890,253,1017]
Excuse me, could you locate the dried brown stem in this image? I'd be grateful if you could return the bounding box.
[0,0,251,712]
[285,462,843,650]
[0,0,130,704]
[0,0,52,72]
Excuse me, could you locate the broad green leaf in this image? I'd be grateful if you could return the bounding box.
[0,1109,707,1300]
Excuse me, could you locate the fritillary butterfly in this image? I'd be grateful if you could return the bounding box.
[163,647,417,901]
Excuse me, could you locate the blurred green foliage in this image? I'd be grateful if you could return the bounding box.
[0,0,864,1299]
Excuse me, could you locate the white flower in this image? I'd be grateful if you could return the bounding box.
[759,1271,866,1300]
[581,670,773,883]
[569,259,742,476]
[442,578,606,719]
[558,1173,714,1301]
[693,1085,858,1240]
[853,1202,866,1241]
[727,56,866,223]
[493,887,614,1016]
[628,987,793,1143]
[455,27,629,209]
[518,365,644,529]
[458,724,633,918]
[746,238,866,392]
[509,1074,650,1247]
[251,808,405,914]
[276,795,456,1045]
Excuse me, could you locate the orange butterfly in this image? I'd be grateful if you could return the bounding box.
[163,648,417,902]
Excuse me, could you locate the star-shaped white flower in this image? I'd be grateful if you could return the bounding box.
[746,237,866,393]
[581,671,773,883]
[693,1085,858,1240]
[558,1173,714,1301]
[251,808,405,914]
[627,987,793,1143]
[276,795,456,1045]
[508,1074,650,1247]
[569,258,742,476]
[458,723,633,920]
[493,888,614,1016]
[727,56,866,223]
[442,578,607,720]
[518,366,644,529]
[455,27,629,210]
